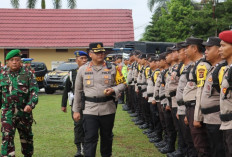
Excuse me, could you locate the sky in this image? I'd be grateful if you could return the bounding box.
[0,0,154,41]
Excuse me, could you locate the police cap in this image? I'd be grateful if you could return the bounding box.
[202,37,221,47]
[89,42,105,52]
[182,37,203,47]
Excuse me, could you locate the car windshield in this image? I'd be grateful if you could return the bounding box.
[31,63,46,71]
[56,62,78,71]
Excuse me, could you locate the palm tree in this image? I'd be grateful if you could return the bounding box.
[10,0,77,9]
[147,0,170,12]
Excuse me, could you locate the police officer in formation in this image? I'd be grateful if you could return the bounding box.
[61,51,88,157]
[0,49,39,157]
[123,30,232,157]
[72,42,126,157]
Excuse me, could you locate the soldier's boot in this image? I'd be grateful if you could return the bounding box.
[159,142,175,154]
[155,140,166,148]
[74,144,83,157]
[147,131,157,138]
[131,117,139,122]
[143,128,153,134]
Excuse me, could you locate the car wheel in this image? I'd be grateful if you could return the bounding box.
[45,88,55,94]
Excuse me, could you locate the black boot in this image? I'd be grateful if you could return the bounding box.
[159,143,175,154]
[74,144,83,157]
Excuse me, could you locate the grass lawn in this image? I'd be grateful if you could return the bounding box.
[1,94,165,157]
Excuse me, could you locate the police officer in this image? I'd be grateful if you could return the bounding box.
[0,49,39,157]
[72,42,126,157]
[126,51,141,119]
[153,53,168,148]
[159,49,176,154]
[183,37,211,156]
[145,57,161,137]
[61,51,88,157]
[166,43,187,157]
[175,42,197,157]
[218,30,232,157]
[201,37,226,157]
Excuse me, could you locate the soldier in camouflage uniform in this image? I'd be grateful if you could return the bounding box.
[0,49,39,157]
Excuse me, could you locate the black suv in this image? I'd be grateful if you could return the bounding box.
[43,62,78,94]
[31,62,48,89]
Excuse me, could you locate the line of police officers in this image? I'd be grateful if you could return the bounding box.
[124,30,232,157]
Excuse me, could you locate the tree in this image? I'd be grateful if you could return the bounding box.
[10,0,77,9]
[143,0,194,42]
[147,0,169,12]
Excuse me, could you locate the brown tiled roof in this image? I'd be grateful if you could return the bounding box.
[0,9,134,48]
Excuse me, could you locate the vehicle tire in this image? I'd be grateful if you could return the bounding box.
[45,88,55,94]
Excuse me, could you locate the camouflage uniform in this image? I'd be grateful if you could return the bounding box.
[0,66,39,157]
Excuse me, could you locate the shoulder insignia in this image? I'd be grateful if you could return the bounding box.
[219,66,226,88]
[196,64,207,87]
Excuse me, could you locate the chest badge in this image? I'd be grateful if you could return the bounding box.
[222,87,227,94]
[104,80,109,84]
[86,80,91,85]
[208,77,212,82]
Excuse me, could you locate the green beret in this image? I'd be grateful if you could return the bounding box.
[6,49,22,60]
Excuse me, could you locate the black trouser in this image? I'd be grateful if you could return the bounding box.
[150,103,162,134]
[186,106,210,157]
[163,108,176,145]
[223,129,232,157]
[179,115,197,157]
[125,86,129,106]
[137,90,143,121]
[157,102,166,136]
[171,107,185,149]
[71,109,84,146]
[131,85,136,113]
[205,124,225,157]
[83,114,115,157]
[141,97,150,124]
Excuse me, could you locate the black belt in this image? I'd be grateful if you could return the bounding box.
[137,83,147,85]
[162,103,167,108]
[170,91,176,97]
[155,96,160,100]
[160,95,166,101]
[201,105,220,114]
[134,81,137,83]
[147,93,153,97]
[177,101,185,106]
[184,100,196,107]
[85,96,114,103]
[141,89,146,92]
[220,113,232,122]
